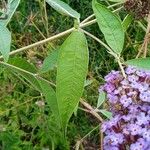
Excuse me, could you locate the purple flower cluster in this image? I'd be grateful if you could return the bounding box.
[100,66,150,150]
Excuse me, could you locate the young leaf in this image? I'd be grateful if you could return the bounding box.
[0,25,11,62]
[56,30,89,129]
[0,0,20,26]
[46,0,80,19]
[40,49,58,73]
[122,14,133,32]
[126,58,150,70]
[84,79,94,87]
[97,91,106,108]
[92,0,124,55]
[100,109,112,119]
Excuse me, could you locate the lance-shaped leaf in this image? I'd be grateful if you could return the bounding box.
[0,0,20,26]
[122,14,133,32]
[126,58,150,70]
[40,49,58,73]
[100,109,112,119]
[46,0,80,19]
[97,91,106,108]
[56,30,89,129]
[0,25,11,62]
[38,78,61,127]
[92,0,124,55]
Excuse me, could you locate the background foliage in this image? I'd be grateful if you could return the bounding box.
[0,0,148,149]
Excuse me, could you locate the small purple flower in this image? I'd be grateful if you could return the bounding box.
[120,95,132,107]
[122,114,133,122]
[136,113,149,125]
[130,141,148,150]
[128,75,139,83]
[104,133,124,146]
[138,83,149,92]
[128,124,142,135]
[104,145,119,150]
[120,79,129,86]
[104,83,115,93]
[107,94,118,103]
[130,138,148,150]
[142,128,150,141]
[127,91,137,97]
[114,87,123,95]
[125,66,136,74]
[122,127,130,135]
[105,71,121,82]
[140,92,150,102]
[128,105,140,114]
[136,69,146,77]
[108,115,121,127]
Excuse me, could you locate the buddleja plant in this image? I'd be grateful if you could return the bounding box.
[0,0,150,149]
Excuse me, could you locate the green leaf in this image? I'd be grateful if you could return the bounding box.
[73,102,79,117]
[84,79,94,87]
[0,25,11,62]
[40,49,58,73]
[92,0,124,55]
[122,14,133,32]
[46,0,80,19]
[126,58,150,70]
[56,30,89,129]
[38,78,61,127]
[0,59,42,91]
[97,91,106,108]
[0,0,20,26]
[8,57,37,73]
[100,109,112,119]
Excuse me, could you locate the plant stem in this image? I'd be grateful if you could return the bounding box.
[0,27,74,60]
[136,13,150,58]
[82,29,126,78]
[81,29,112,52]
[31,21,46,39]
[100,130,103,150]
[80,99,103,122]
[81,14,95,24]
[82,1,124,24]
[0,6,123,60]
[75,125,100,150]
[43,0,49,37]
[117,58,126,78]
[143,14,150,58]
[0,61,56,87]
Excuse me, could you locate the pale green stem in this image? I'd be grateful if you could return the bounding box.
[43,0,49,37]
[0,6,123,60]
[81,4,124,24]
[81,29,126,78]
[81,29,112,52]
[75,125,100,150]
[0,61,56,87]
[117,58,126,78]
